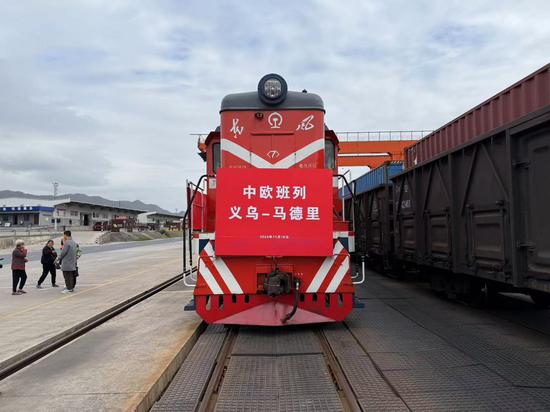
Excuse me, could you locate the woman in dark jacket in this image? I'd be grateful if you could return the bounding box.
[11,239,28,295]
[37,239,58,288]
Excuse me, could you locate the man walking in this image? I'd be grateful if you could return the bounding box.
[58,231,78,293]
[37,239,59,288]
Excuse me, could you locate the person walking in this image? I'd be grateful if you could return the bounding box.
[37,240,58,288]
[58,230,78,293]
[11,240,28,295]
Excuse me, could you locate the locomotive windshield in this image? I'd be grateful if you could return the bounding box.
[325,140,335,169]
[212,143,220,173]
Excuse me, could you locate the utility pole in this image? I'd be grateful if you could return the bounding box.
[53,182,59,231]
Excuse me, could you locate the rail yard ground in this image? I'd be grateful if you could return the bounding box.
[1,253,550,411]
[0,238,186,366]
[153,270,550,411]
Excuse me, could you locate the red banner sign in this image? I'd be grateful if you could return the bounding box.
[215,168,333,256]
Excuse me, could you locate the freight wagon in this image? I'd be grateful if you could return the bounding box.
[405,63,550,168]
[342,162,403,271]
[392,104,550,306]
[349,64,550,307]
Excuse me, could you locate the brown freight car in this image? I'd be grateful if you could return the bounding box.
[347,64,550,307]
[393,102,550,306]
[405,64,550,168]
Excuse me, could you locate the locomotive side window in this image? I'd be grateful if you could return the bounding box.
[212,143,221,173]
[325,140,335,169]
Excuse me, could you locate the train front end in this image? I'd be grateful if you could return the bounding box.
[193,74,357,326]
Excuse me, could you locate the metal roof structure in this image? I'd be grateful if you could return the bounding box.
[0,197,146,213]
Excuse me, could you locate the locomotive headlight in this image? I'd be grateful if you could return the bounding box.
[258,73,287,105]
[264,78,282,98]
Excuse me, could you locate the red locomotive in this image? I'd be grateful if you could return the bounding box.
[186,74,361,326]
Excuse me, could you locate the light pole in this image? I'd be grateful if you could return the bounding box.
[53,182,59,232]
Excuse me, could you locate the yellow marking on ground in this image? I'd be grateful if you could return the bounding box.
[0,260,180,321]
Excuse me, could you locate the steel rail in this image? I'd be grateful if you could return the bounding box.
[196,327,238,412]
[317,328,362,412]
[342,321,406,403]
[0,267,197,382]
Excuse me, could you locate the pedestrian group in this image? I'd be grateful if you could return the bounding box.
[10,230,81,295]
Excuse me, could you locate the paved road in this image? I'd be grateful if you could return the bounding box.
[0,237,183,264]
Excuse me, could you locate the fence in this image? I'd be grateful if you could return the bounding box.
[0,228,63,249]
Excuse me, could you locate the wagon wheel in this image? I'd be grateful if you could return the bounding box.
[468,280,498,308]
[480,281,499,307]
[529,291,550,309]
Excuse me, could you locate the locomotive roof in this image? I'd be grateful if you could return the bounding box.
[220,91,324,112]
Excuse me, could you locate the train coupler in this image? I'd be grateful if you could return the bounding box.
[263,268,293,297]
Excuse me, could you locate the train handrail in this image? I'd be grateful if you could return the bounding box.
[183,260,198,287]
[352,255,366,285]
[183,174,213,274]
[335,173,356,232]
[336,173,355,201]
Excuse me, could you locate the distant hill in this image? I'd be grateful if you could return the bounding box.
[0,190,181,215]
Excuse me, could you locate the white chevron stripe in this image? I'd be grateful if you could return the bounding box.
[199,233,216,239]
[325,256,350,293]
[306,242,344,293]
[204,243,243,294]
[222,138,324,169]
[280,139,324,168]
[199,258,223,294]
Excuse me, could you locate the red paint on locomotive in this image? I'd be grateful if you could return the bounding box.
[192,74,356,326]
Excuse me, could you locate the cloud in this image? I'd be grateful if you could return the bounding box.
[0,0,549,209]
[0,134,112,187]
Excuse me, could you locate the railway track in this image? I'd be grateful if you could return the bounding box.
[196,326,362,412]
[152,320,407,412]
[0,267,197,382]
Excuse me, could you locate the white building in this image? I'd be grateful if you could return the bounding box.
[0,197,146,229]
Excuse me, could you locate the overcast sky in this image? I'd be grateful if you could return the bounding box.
[1,1,549,211]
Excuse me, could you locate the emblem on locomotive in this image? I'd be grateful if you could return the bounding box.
[297,114,315,131]
[268,112,283,129]
[267,150,280,159]
[230,118,243,138]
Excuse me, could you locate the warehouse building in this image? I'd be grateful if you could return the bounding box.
[0,197,146,229]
